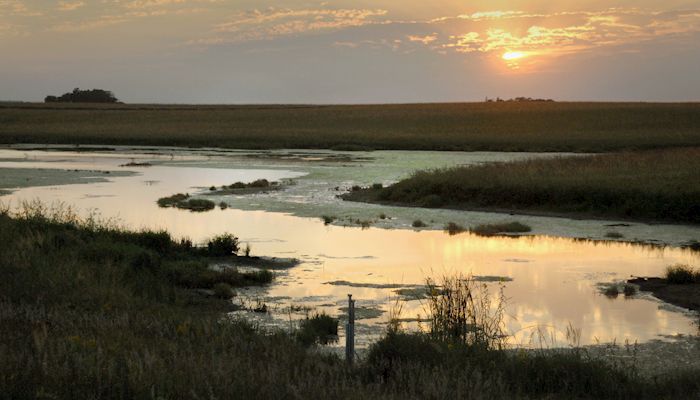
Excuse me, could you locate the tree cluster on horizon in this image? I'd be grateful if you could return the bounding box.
[45,88,119,103]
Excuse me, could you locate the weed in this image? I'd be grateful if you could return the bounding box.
[471,222,531,236]
[606,231,624,239]
[321,215,336,225]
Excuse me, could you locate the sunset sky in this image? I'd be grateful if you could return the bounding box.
[2,0,700,103]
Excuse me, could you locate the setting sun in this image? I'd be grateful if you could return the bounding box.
[502,51,527,61]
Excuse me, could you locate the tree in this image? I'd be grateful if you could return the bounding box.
[44,88,119,103]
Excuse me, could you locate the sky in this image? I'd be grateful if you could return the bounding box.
[1,0,700,103]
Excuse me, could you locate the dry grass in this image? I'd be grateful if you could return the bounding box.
[1,102,700,151]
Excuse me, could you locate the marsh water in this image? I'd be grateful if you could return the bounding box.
[1,145,699,348]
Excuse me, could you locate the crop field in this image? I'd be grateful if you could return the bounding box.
[345,147,700,224]
[1,102,700,152]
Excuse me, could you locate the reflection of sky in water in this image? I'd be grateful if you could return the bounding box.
[1,148,699,347]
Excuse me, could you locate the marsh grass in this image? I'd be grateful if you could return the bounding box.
[354,148,700,223]
[3,102,700,152]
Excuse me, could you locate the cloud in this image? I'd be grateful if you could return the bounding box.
[190,7,388,44]
[407,33,437,44]
[57,1,84,11]
[331,8,700,65]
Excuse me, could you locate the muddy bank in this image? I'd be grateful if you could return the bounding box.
[629,277,700,311]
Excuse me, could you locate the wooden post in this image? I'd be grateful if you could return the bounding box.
[346,294,355,364]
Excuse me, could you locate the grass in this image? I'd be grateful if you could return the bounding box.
[665,264,700,284]
[2,102,700,152]
[2,202,700,399]
[471,222,532,236]
[346,148,700,223]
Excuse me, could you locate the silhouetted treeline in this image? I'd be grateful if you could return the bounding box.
[45,88,119,103]
[485,97,555,102]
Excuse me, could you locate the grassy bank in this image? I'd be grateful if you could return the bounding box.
[2,203,699,399]
[345,148,700,224]
[2,102,700,152]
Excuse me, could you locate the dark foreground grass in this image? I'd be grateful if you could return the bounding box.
[2,102,700,152]
[2,204,699,399]
[346,148,700,223]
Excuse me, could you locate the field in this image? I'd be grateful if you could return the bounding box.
[3,204,700,399]
[344,148,700,224]
[1,102,700,152]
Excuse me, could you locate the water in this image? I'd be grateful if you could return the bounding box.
[1,146,698,348]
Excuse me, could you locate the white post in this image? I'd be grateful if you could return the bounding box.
[345,294,355,364]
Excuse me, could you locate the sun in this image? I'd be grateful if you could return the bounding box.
[502,51,526,61]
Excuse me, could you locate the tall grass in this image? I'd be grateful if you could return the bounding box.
[2,102,700,152]
[351,148,700,223]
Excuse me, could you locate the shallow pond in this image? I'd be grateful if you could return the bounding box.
[1,146,699,349]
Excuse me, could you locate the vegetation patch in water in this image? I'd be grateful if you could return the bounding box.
[157,193,216,212]
[471,222,532,236]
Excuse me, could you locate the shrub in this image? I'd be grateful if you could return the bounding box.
[666,264,699,284]
[372,183,383,190]
[444,222,466,235]
[219,202,228,210]
[207,233,240,257]
[296,313,339,346]
[321,215,336,225]
[249,179,270,188]
[209,186,216,191]
[412,219,427,228]
[623,284,637,297]
[605,231,624,239]
[351,185,362,192]
[213,283,235,299]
